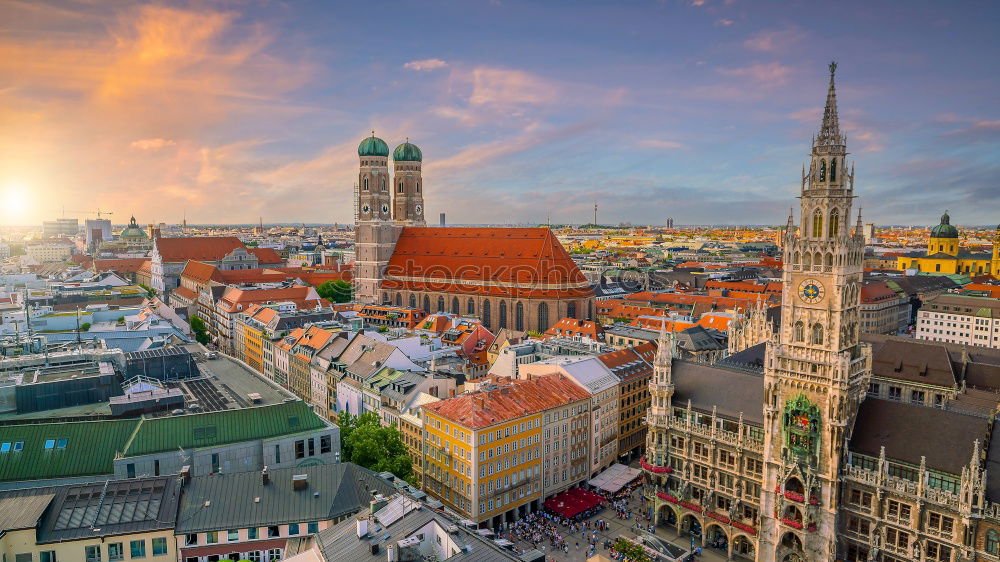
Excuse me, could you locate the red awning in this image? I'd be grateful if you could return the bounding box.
[543,488,604,519]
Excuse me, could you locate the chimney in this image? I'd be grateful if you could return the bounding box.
[356,516,369,538]
[387,544,398,562]
[179,465,191,485]
[292,473,308,491]
[261,466,269,485]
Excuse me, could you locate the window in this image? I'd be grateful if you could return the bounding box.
[0,442,9,452]
[151,538,168,556]
[248,527,259,540]
[811,323,823,345]
[986,529,1000,555]
[812,209,823,238]
[482,300,491,327]
[211,453,220,473]
[885,527,908,549]
[15,555,33,562]
[295,440,305,459]
[85,546,101,562]
[828,208,839,237]
[818,160,826,181]
[498,301,507,329]
[206,531,219,544]
[40,553,57,562]
[567,301,577,319]
[925,541,951,561]
[467,298,475,315]
[888,386,902,401]
[126,463,136,478]
[267,526,280,538]
[793,322,804,342]
[848,488,872,508]
[288,523,301,535]
[911,390,925,404]
[44,439,55,449]
[320,434,332,454]
[886,500,911,523]
[185,534,198,546]
[514,302,524,331]
[437,296,445,313]
[228,529,239,542]
[846,516,869,537]
[308,522,319,534]
[130,540,146,558]
[537,302,549,332]
[927,512,954,536]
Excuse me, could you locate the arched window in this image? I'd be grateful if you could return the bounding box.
[451,297,459,315]
[409,294,416,308]
[423,295,430,313]
[515,302,524,331]
[537,302,549,332]
[830,158,837,181]
[398,182,404,193]
[803,253,812,268]
[416,182,420,193]
[363,178,369,191]
[395,294,402,306]
[467,298,475,315]
[437,296,445,312]
[812,210,823,238]
[794,321,804,342]
[483,300,491,328]
[812,323,824,345]
[567,301,577,319]
[381,178,386,191]
[828,209,839,238]
[825,253,833,267]
[498,301,507,329]
[819,160,826,181]
[986,530,1000,555]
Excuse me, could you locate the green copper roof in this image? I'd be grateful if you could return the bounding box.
[393,141,422,162]
[358,134,389,157]
[930,211,958,238]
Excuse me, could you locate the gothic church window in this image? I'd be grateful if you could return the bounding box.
[483,300,491,327]
[515,302,525,331]
[538,302,549,332]
[498,301,507,329]
[828,209,839,237]
[812,210,823,238]
[451,297,459,314]
[363,178,369,190]
[467,298,475,315]
[986,530,999,555]
[399,182,404,193]
[438,296,445,312]
[794,321,804,342]
[812,323,824,345]
[819,160,826,181]
[423,296,430,313]
[567,301,577,319]
[395,294,402,306]
[830,158,837,181]
[409,294,416,308]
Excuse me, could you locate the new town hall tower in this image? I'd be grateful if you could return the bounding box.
[759,62,873,561]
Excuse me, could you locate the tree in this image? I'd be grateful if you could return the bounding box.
[138,283,156,298]
[316,280,352,303]
[189,315,210,345]
[337,411,413,483]
[79,322,91,332]
[612,538,652,562]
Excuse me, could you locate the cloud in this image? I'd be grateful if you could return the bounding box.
[468,67,559,107]
[403,58,448,71]
[743,27,806,53]
[716,19,734,27]
[717,62,793,85]
[130,138,176,150]
[638,139,685,150]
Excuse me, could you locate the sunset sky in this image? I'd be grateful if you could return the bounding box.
[1,0,997,227]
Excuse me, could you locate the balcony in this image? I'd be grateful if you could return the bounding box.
[640,456,673,474]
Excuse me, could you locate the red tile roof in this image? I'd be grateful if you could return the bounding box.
[249,247,283,265]
[217,286,321,313]
[861,282,899,303]
[423,374,590,429]
[544,317,604,340]
[180,261,352,287]
[94,258,148,273]
[155,236,245,263]
[383,227,592,298]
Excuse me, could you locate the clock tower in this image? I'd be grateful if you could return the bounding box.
[355,132,400,304]
[758,63,872,562]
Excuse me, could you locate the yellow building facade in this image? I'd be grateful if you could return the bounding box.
[241,321,264,373]
[897,212,999,275]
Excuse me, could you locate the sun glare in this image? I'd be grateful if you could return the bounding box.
[1,182,33,226]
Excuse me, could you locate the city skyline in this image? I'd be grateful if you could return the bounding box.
[1,0,997,227]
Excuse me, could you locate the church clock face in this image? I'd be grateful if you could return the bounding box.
[415,204,423,216]
[380,203,390,217]
[361,203,371,216]
[798,278,825,304]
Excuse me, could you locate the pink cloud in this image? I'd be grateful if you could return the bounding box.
[130,138,176,150]
[743,27,806,53]
[638,139,685,150]
[468,67,559,107]
[717,62,793,85]
[404,58,448,71]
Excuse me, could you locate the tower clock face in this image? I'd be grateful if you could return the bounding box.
[415,204,423,216]
[798,279,825,304]
[361,203,371,216]
[380,203,390,216]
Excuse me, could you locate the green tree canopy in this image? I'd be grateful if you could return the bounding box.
[189,315,210,345]
[337,411,413,483]
[316,280,352,303]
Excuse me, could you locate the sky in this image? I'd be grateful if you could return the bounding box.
[1,0,997,228]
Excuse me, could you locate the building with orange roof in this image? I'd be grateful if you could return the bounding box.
[351,135,593,336]
[544,317,605,341]
[150,235,285,293]
[859,281,910,335]
[92,258,149,284]
[421,374,591,526]
[213,285,323,354]
[598,343,655,462]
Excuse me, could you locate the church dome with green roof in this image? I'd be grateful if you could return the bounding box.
[358,134,389,157]
[393,141,422,162]
[930,211,959,239]
[119,216,148,240]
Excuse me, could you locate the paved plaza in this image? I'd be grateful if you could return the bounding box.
[500,484,733,562]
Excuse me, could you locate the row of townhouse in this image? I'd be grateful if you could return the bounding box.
[0,463,396,562]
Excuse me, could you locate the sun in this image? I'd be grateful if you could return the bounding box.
[0,182,33,226]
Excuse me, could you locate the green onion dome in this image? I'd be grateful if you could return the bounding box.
[393,141,423,162]
[930,211,958,239]
[358,133,389,157]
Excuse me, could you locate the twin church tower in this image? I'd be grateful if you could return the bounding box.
[354,135,426,303]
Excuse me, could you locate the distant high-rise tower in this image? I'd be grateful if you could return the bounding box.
[593,202,598,226]
[666,217,674,229]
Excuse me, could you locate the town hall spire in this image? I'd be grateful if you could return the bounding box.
[816,61,843,149]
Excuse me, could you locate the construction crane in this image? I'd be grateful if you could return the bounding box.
[61,206,114,219]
